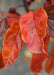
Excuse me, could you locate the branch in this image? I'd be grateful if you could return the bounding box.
[23,0,29,12]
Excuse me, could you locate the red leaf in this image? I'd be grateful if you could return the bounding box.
[34,8,47,39]
[30,35,50,73]
[7,13,20,26]
[20,8,48,53]
[45,41,54,73]
[2,21,24,67]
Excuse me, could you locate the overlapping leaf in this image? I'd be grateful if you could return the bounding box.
[45,41,54,73]
[30,35,50,73]
[1,21,24,67]
[7,13,20,26]
[20,8,48,53]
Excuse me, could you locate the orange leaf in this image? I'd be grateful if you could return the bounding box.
[2,21,24,67]
[34,8,47,39]
[45,41,54,73]
[7,13,20,26]
[20,8,48,53]
[30,35,50,73]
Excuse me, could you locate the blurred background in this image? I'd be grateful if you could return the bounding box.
[0,0,54,75]
[0,0,46,14]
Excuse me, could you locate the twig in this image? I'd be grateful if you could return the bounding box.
[23,0,29,12]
